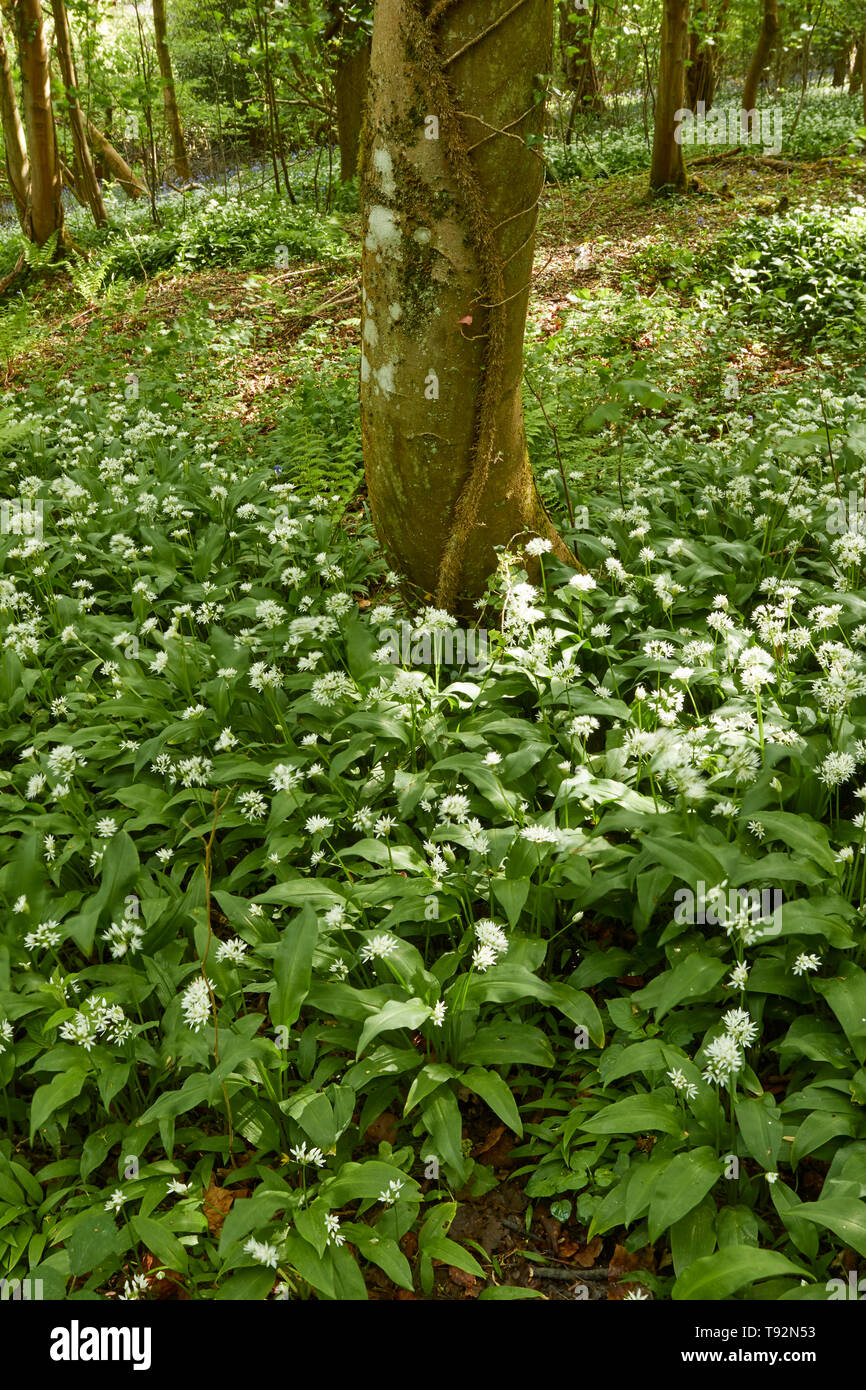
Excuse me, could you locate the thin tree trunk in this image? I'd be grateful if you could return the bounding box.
[151,0,191,181]
[253,0,293,199]
[265,48,292,197]
[650,0,689,191]
[787,0,824,145]
[560,0,603,123]
[130,0,159,221]
[849,38,862,93]
[84,117,147,198]
[14,0,66,246]
[360,0,574,609]
[334,40,370,180]
[59,155,86,203]
[50,0,106,226]
[743,0,779,112]
[0,7,29,227]
[255,7,282,197]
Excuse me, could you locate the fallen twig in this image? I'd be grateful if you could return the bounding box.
[531,1265,611,1282]
[689,145,744,166]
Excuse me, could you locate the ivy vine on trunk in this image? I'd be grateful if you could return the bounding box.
[359,0,575,611]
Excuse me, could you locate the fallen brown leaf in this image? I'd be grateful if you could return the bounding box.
[572,1235,604,1268]
[141,1251,188,1300]
[473,1124,504,1157]
[203,1178,247,1236]
[540,1213,561,1252]
[609,1242,652,1276]
[400,1231,418,1259]
[365,1112,398,1146]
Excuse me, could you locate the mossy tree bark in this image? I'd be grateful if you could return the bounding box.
[360,0,575,609]
[742,0,779,112]
[13,0,66,247]
[50,0,107,227]
[0,7,29,228]
[649,0,689,192]
[151,0,191,182]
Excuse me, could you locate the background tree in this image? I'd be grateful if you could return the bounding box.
[831,35,853,85]
[850,35,863,92]
[85,115,148,198]
[0,5,29,228]
[743,0,779,110]
[650,0,689,192]
[560,0,604,138]
[360,0,574,608]
[13,0,66,246]
[151,0,192,181]
[326,2,372,181]
[686,0,730,108]
[51,0,107,226]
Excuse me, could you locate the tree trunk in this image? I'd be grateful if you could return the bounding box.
[686,0,729,109]
[0,8,29,228]
[85,116,148,198]
[849,38,862,93]
[151,0,191,181]
[686,29,715,108]
[559,1,603,123]
[59,156,86,204]
[742,0,779,112]
[831,44,851,86]
[50,0,107,227]
[650,0,689,192]
[360,0,574,610]
[253,0,293,200]
[335,40,370,180]
[14,0,65,246]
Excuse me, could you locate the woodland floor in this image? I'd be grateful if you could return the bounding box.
[8,152,866,1301]
[17,153,859,414]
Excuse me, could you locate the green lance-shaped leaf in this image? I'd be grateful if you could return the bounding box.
[269,902,318,1030]
[672,1248,810,1300]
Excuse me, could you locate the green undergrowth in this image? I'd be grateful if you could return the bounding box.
[547,86,866,183]
[0,185,356,303]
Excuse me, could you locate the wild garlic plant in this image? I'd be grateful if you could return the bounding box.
[3,363,866,1299]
